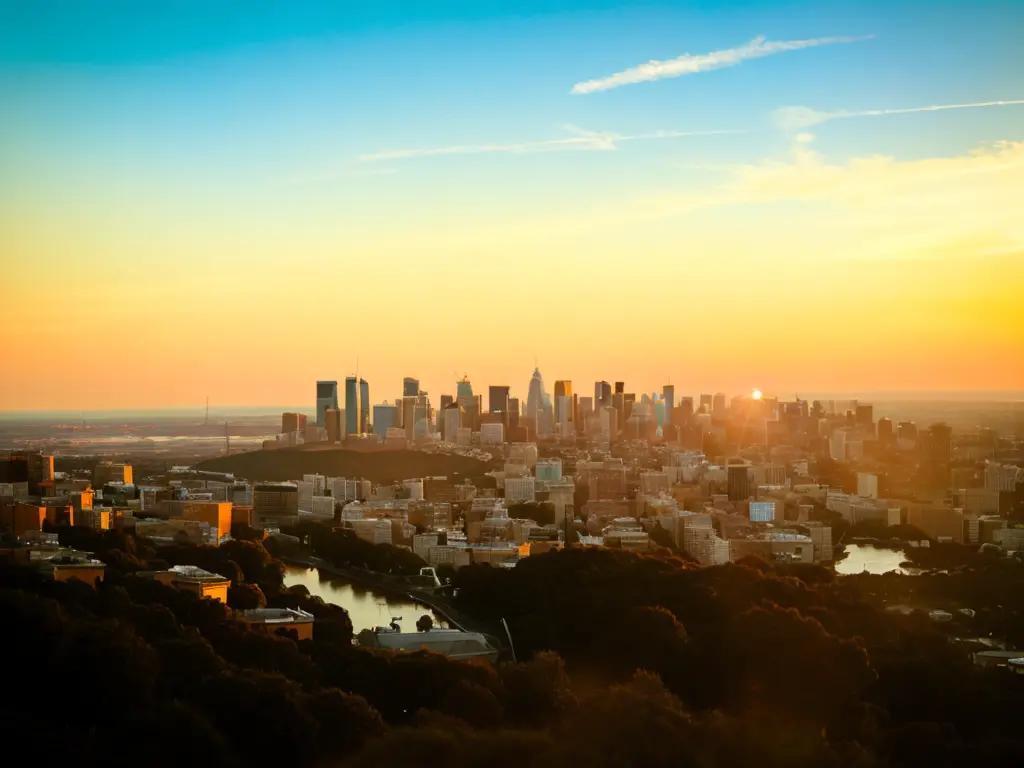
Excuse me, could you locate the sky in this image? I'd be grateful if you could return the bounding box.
[1,1,1022,410]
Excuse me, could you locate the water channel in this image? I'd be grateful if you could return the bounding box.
[284,566,449,633]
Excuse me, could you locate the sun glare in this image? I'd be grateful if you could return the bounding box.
[752,388,763,400]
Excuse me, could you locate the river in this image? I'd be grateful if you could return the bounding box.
[283,566,449,632]
[835,543,916,575]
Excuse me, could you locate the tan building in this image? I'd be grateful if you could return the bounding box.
[253,483,299,527]
[239,608,314,641]
[143,565,231,603]
[38,551,105,586]
[159,500,233,543]
[94,462,133,487]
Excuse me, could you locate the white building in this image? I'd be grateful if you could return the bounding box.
[309,496,335,519]
[749,501,776,522]
[829,430,847,461]
[505,476,537,504]
[857,473,879,499]
[402,479,424,501]
[348,518,392,545]
[509,443,538,468]
[480,423,505,446]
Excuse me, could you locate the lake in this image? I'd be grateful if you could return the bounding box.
[283,566,448,633]
[835,544,915,575]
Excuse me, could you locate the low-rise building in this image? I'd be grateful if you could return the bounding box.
[239,607,314,640]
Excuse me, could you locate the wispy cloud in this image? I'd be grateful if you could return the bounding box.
[357,125,744,163]
[774,99,1024,130]
[571,34,873,95]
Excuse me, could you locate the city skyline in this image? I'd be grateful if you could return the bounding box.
[2,0,1022,410]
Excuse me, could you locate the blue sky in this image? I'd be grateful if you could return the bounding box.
[1,1,1022,407]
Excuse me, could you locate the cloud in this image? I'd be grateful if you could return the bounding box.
[571,34,873,95]
[357,126,743,163]
[774,99,1024,131]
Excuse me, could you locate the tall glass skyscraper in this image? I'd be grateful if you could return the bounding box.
[526,367,547,419]
[345,377,360,434]
[359,378,370,433]
[316,381,338,427]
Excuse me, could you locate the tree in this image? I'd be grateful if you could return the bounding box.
[228,582,267,611]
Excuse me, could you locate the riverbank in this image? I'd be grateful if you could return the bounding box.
[281,555,506,646]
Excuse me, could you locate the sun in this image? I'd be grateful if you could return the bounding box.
[751,389,763,400]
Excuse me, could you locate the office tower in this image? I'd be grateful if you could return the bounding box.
[595,380,612,408]
[403,377,420,398]
[712,393,726,412]
[727,463,752,501]
[855,403,874,435]
[663,385,675,413]
[508,397,521,429]
[282,412,307,434]
[614,381,624,395]
[579,396,594,425]
[316,380,339,427]
[830,429,847,461]
[612,392,626,430]
[442,403,461,442]
[624,393,636,422]
[489,385,510,415]
[699,393,713,412]
[345,377,361,434]
[526,367,546,419]
[554,381,573,424]
[415,393,431,438]
[600,406,618,441]
[401,396,417,437]
[439,394,454,412]
[877,418,893,442]
[372,404,397,438]
[925,423,953,490]
[456,375,474,407]
[678,396,694,418]
[325,408,342,442]
[898,421,918,441]
[359,378,370,433]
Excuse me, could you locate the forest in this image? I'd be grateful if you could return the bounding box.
[2,523,1024,766]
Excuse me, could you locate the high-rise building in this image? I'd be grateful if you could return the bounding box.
[456,375,474,407]
[678,397,694,418]
[526,368,547,419]
[403,377,420,398]
[713,393,727,413]
[439,394,454,412]
[316,381,339,427]
[402,397,417,439]
[359,378,370,433]
[554,381,573,424]
[325,408,342,442]
[595,381,612,407]
[727,463,752,501]
[663,385,675,413]
[508,397,521,429]
[345,377,361,434]
[372,404,397,438]
[924,423,953,490]
[855,403,874,436]
[282,412,308,434]
[442,403,462,443]
[699,393,713,412]
[489,385,510,415]
[614,381,625,395]
[877,417,894,442]
[898,421,918,441]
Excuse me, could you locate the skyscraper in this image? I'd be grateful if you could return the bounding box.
[713,393,727,413]
[488,385,510,415]
[663,384,675,413]
[554,380,573,424]
[595,381,611,407]
[614,381,624,395]
[526,367,547,419]
[345,377,361,434]
[456,375,474,406]
[372,404,397,438]
[727,463,752,501]
[359,378,370,433]
[403,377,420,398]
[316,381,338,427]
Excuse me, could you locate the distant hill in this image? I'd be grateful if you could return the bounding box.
[195,448,496,485]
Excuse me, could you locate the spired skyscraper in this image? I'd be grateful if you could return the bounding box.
[316,381,339,427]
[526,367,548,420]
